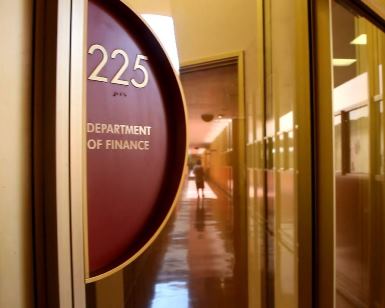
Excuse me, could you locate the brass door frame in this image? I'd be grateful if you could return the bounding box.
[180,52,246,203]
[263,0,313,306]
[181,51,248,306]
[292,2,314,307]
[309,0,335,306]
[310,0,385,307]
[69,0,87,307]
[180,51,246,206]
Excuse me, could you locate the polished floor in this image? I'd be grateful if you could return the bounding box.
[86,177,245,308]
[148,178,243,308]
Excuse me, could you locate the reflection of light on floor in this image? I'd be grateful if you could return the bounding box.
[151,281,189,308]
[184,179,218,199]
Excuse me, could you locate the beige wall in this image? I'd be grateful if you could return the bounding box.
[121,0,172,15]
[0,1,33,308]
[95,272,124,308]
[170,0,258,64]
[208,123,233,194]
[122,0,258,65]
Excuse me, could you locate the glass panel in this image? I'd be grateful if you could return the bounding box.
[264,0,305,306]
[331,2,385,307]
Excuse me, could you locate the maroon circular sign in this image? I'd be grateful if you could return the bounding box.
[86,0,186,281]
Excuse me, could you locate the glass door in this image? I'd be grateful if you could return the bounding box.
[331,2,385,307]
[315,1,385,307]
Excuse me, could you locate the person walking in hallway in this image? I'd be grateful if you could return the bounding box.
[193,159,205,198]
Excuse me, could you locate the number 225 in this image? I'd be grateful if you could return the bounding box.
[88,44,149,88]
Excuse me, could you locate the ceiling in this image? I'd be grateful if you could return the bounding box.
[122,0,172,16]
[180,63,239,149]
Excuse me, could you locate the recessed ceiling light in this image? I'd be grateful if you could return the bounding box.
[350,34,367,45]
[332,58,357,66]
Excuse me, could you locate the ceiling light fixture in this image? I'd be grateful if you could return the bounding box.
[350,34,367,45]
[332,58,357,67]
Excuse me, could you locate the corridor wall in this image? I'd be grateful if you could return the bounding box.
[0,1,34,308]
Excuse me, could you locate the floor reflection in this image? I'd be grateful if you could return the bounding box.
[150,179,239,308]
[150,281,189,308]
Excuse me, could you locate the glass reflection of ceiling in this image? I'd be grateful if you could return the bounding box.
[350,34,367,45]
[333,72,369,112]
[332,58,357,66]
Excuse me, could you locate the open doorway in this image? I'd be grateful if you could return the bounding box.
[181,56,240,198]
[147,54,247,307]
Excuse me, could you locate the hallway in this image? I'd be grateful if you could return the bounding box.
[149,178,242,308]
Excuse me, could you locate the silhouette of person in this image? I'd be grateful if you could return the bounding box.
[193,159,205,198]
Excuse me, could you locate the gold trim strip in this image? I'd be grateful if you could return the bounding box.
[82,0,90,280]
[311,0,336,306]
[180,51,242,72]
[237,51,245,118]
[70,0,87,305]
[56,0,73,306]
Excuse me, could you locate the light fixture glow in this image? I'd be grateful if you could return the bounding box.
[197,148,206,155]
[350,34,367,45]
[332,58,357,67]
[141,14,180,72]
[279,111,293,133]
[333,72,369,112]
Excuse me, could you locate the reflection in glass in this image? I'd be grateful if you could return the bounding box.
[332,2,385,307]
[263,0,300,306]
[349,107,369,173]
